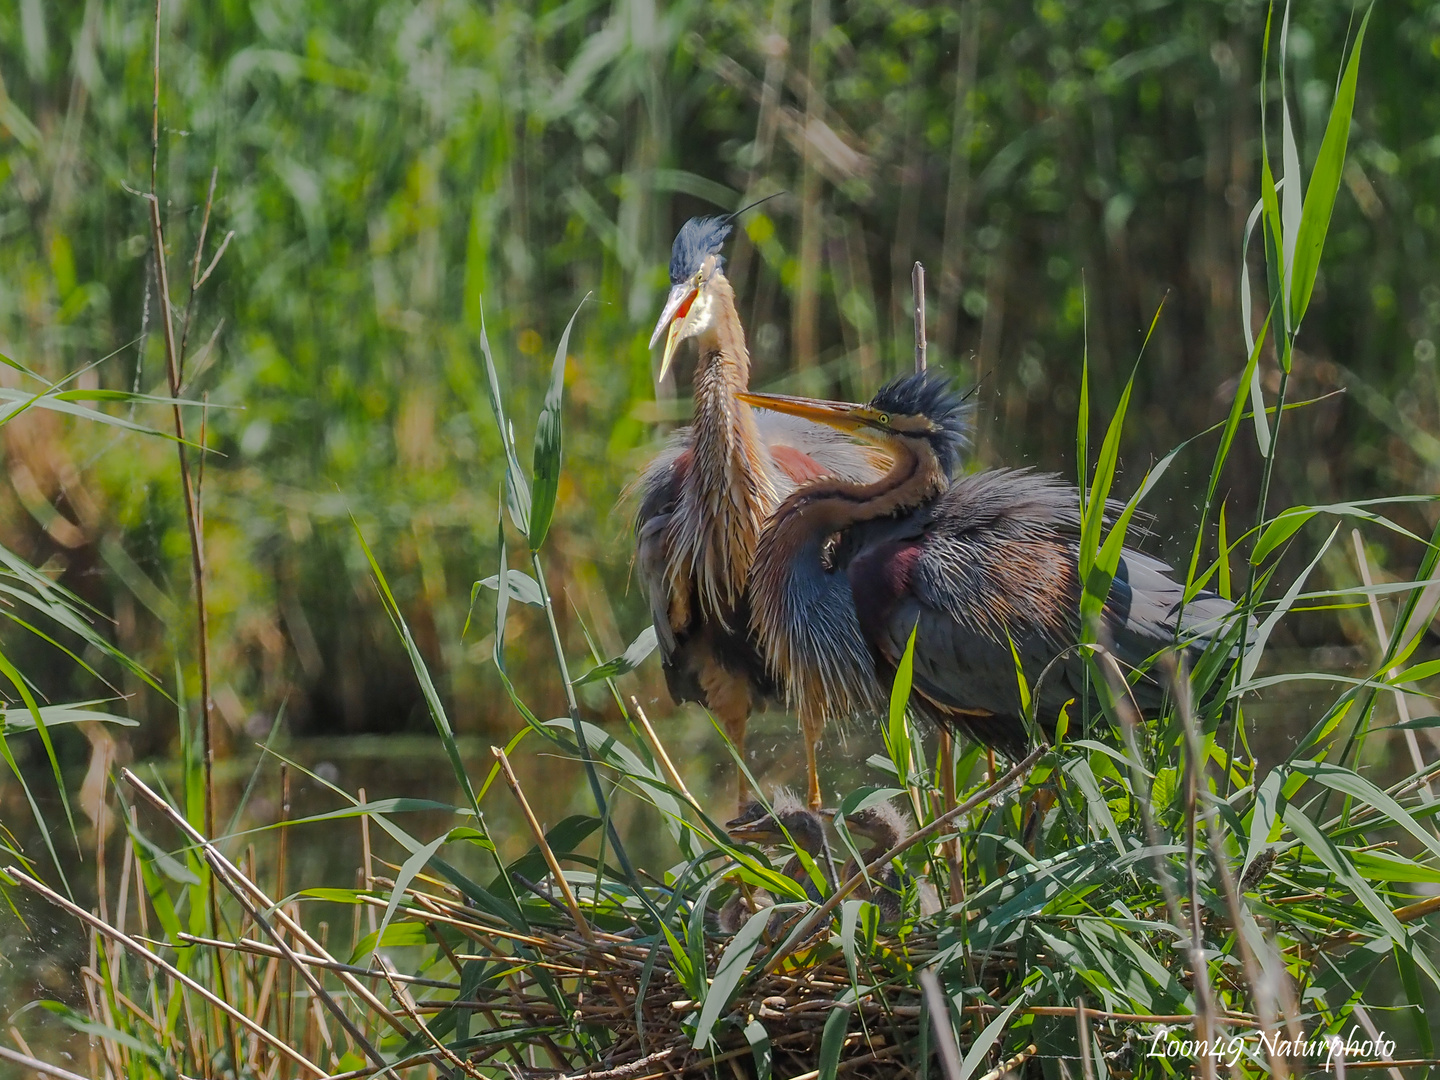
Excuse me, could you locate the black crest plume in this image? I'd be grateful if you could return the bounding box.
[669,216,732,284]
[667,192,784,285]
[870,370,974,477]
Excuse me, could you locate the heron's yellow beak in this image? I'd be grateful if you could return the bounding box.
[735,391,876,434]
[649,282,699,383]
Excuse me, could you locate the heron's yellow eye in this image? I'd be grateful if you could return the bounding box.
[877,413,890,425]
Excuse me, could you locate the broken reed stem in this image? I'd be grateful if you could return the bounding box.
[492,746,593,941]
[631,696,695,807]
[761,746,1044,976]
[0,1045,93,1080]
[912,261,927,372]
[5,864,327,1078]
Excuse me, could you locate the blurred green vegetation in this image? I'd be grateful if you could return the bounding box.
[1,0,1438,756]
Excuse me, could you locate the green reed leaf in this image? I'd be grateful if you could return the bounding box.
[1290,8,1371,327]
[529,296,587,552]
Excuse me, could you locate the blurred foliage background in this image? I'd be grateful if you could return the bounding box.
[1,0,1438,768]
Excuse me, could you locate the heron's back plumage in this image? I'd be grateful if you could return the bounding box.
[752,452,1239,758]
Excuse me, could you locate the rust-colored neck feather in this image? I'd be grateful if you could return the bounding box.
[668,272,778,621]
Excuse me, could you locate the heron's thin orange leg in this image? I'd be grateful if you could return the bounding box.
[722,712,751,814]
[801,710,825,811]
[700,664,754,815]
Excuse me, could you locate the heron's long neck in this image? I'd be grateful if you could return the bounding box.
[674,274,776,616]
[767,438,948,542]
[750,439,947,716]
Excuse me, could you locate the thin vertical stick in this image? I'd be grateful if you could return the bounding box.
[1076,996,1095,1080]
[360,786,378,935]
[147,0,216,851]
[912,261,928,372]
[918,970,961,1080]
[1179,655,1218,1080]
[916,263,960,908]
[277,764,292,1057]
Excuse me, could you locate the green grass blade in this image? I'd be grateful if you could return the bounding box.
[0,647,75,842]
[691,904,772,1049]
[1279,96,1301,313]
[744,1019,772,1080]
[1290,8,1371,326]
[476,302,531,534]
[352,516,481,820]
[372,830,450,961]
[572,625,657,687]
[1239,523,1339,686]
[957,996,1024,1080]
[1283,804,1440,989]
[528,297,587,552]
[816,1005,849,1080]
[1292,760,1440,862]
[885,624,918,783]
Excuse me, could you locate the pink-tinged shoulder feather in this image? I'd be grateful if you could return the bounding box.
[847,539,925,660]
[769,445,827,484]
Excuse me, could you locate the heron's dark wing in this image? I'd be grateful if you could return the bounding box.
[842,471,1078,755]
[845,469,1235,752]
[631,434,692,659]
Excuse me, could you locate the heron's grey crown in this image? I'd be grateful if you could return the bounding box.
[869,371,973,479]
[669,216,732,284]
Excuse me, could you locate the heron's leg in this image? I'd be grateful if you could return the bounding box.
[699,662,754,814]
[722,711,751,811]
[800,708,825,811]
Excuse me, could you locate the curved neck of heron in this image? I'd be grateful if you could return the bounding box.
[768,436,947,542]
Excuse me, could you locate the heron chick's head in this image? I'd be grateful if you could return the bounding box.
[650,215,734,382]
[737,371,972,478]
[725,790,826,853]
[821,801,908,848]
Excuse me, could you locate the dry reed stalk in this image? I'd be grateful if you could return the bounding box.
[973,1043,1036,1080]
[492,746,592,940]
[179,933,460,990]
[5,864,326,1078]
[629,697,695,809]
[917,969,960,1080]
[123,768,411,1043]
[123,776,405,1066]
[0,1044,94,1080]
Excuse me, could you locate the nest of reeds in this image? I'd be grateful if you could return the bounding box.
[374,880,1012,1080]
